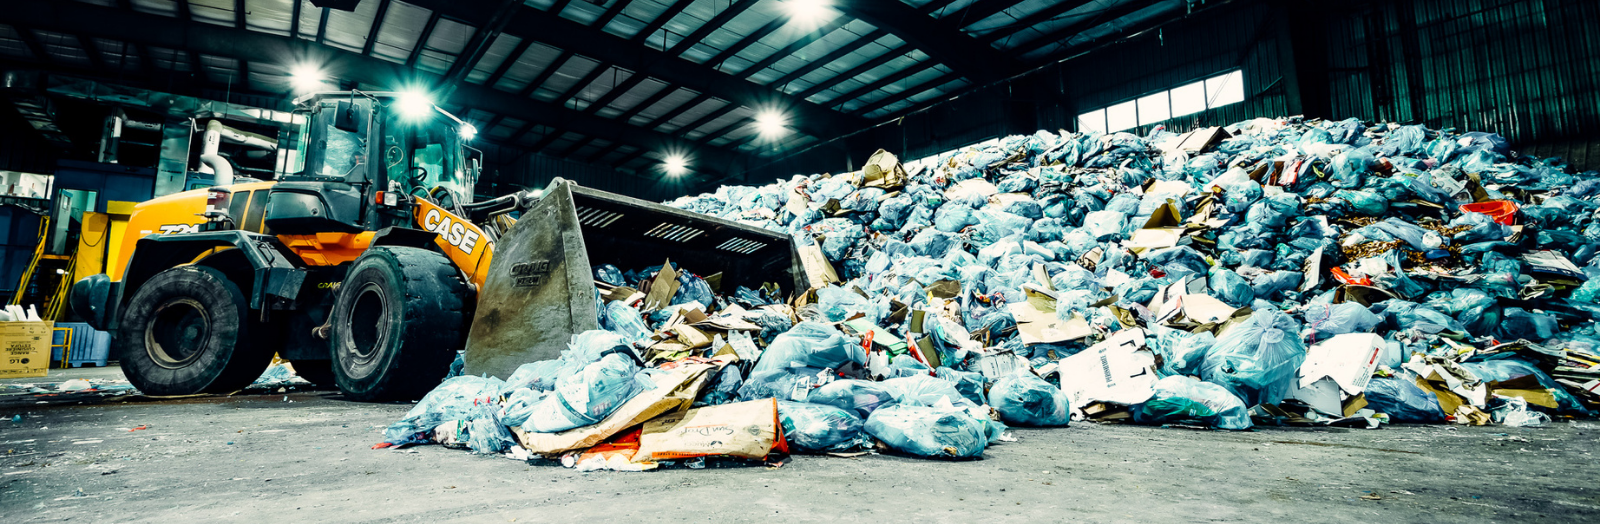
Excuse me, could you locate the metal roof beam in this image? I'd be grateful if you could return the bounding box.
[406,11,443,68]
[8,1,748,180]
[832,1,1017,84]
[732,15,850,81]
[629,0,693,44]
[1009,0,1159,57]
[409,0,865,140]
[361,0,392,55]
[441,0,524,96]
[585,141,625,163]
[976,1,1095,46]
[823,61,939,112]
[705,16,787,70]
[767,28,885,87]
[611,84,678,122]
[519,50,574,97]
[592,0,633,29]
[793,46,911,100]
[664,0,759,56]
[854,71,958,116]
[482,36,532,86]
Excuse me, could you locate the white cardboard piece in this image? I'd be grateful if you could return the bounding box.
[1298,333,1385,395]
[1059,328,1158,408]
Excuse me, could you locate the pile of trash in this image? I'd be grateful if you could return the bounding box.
[385,116,1600,469]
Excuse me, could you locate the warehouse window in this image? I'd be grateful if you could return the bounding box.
[1077,69,1246,133]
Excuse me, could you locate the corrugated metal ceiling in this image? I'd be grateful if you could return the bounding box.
[7,0,1187,176]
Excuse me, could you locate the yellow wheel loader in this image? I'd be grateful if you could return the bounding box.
[70,91,801,401]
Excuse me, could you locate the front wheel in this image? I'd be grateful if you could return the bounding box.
[116,266,273,395]
[330,246,470,401]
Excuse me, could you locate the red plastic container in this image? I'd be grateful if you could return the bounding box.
[1459,200,1518,226]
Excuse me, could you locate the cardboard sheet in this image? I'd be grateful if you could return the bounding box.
[643,259,680,311]
[515,356,731,454]
[1299,333,1385,395]
[0,321,52,378]
[1059,329,1158,408]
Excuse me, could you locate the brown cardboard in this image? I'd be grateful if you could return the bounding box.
[0,321,52,378]
[797,244,841,289]
[1159,126,1231,154]
[1008,286,1091,345]
[635,399,782,462]
[643,259,680,311]
[515,356,730,454]
[861,149,908,189]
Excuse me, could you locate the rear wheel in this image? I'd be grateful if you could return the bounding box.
[330,246,469,401]
[116,266,273,395]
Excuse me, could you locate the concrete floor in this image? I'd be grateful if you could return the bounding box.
[3,366,1599,523]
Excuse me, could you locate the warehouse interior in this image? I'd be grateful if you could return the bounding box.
[3,1,1600,521]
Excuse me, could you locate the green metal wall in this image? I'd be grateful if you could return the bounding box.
[1326,0,1600,145]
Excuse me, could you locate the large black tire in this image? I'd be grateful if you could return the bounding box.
[116,265,274,395]
[330,246,469,401]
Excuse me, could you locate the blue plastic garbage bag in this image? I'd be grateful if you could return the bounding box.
[1363,376,1446,422]
[778,401,867,452]
[1200,302,1307,407]
[808,379,897,417]
[817,286,871,323]
[889,354,934,377]
[384,375,505,444]
[880,375,978,409]
[1151,326,1215,377]
[753,322,863,373]
[864,404,996,459]
[499,387,544,427]
[989,369,1071,427]
[602,301,651,347]
[1450,211,1514,244]
[522,354,645,433]
[593,264,624,286]
[1208,267,1255,307]
[465,402,517,454]
[696,365,743,406]
[504,360,563,392]
[671,271,715,307]
[936,367,989,406]
[1460,357,1589,414]
[738,367,830,402]
[934,205,978,233]
[1132,376,1252,430]
[1302,302,1382,339]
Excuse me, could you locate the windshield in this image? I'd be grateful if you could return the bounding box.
[382,107,470,202]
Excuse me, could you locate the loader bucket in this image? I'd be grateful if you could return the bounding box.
[463,179,805,379]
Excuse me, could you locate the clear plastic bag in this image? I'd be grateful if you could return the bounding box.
[778,401,868,452]
[1301,302,1382,339]
[817,286,871,323]
[807,379,897,417]
[753,321,863,373]
[1362,375,1445,422]
[384,375,506,444]
[880,375,979,409]
[1199,302,1307,407]
[935,367,989,406]
[602,301,651,347]
[863,404,996,459]
[989,368,1071,427]
[521,354,645,433]
[1132,375,1252,430]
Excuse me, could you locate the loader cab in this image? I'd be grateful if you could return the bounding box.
[267,92,477,235]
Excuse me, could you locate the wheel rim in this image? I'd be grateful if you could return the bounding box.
[343,282,390,377]
[145,298,210,369]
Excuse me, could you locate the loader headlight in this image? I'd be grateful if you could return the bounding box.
[459,123,477,141]
[397,90,434,121]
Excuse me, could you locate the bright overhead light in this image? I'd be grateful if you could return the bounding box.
[459,123,477,141]
[663,154,688,176]
[289,63,326,92]
[396,90,434,120]
[783,0,831,23]
[755,109,789,141]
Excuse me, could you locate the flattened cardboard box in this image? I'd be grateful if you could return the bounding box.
[0,321,52,378]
